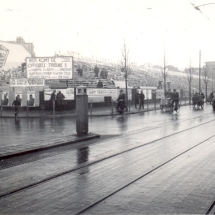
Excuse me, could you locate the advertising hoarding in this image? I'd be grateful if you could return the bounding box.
[44,88,74,101]
[26,56,73,79]
[10,78,44,87]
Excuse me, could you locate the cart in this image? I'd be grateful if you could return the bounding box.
[192,94,204,109]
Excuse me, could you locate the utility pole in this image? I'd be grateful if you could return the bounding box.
[199,50,201,92]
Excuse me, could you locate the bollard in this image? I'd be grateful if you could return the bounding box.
[111,99,113,116]
[52,100,55,116]
[27,101,29,117]
[76,86,88,135]
[147,100,149,109]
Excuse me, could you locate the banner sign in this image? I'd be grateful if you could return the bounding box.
[87,88,118,96]
[26,56,73,79]
[0,45,9,68]
[44,88,74,101]
[10,78,44,87]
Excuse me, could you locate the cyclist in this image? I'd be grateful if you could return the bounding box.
[171,89,179,111]
[116,89,126,113]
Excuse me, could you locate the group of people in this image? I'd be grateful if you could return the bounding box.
[50,90,66,111]
[134,90,145,109]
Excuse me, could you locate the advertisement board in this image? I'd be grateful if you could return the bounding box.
[27,91,35,107]
[10,78,44,87]
[1,91,9,106]
[44,88,74,101]
[87,88,118,96]
[26,56,73,79]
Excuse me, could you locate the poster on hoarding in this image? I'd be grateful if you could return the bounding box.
[27,91,35,107]
[14,91,22,106]
[10,78,44,87]
[1,91,9,106]
[26,56,73,79]
[44,88,74,101]
[87,88,118,96]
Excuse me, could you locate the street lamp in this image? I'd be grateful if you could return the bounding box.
[199,50,201,92]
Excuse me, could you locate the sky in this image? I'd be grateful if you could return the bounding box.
[1,0,215,69]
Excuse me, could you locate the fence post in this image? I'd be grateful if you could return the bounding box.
[53,100,55,116]
[90,100,92,115]
[27,101,29,117]
[111,99,114,116]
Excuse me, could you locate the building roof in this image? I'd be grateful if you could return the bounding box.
[0,41,31,69]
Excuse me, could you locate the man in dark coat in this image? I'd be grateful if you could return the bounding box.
[12,95,21,117]
[97,80,103,88]
[94,65,99,77]
[139,90,145,109]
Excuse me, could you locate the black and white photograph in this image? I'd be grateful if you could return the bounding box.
[1,0,215,214]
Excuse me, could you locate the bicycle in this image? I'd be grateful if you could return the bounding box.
[171,101,180,113]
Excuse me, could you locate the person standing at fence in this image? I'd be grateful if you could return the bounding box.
[56,91,65,111]
[12,95,21,117]
[50,90,56,110]
[139,90,145,109]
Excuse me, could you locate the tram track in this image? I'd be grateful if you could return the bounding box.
[75,134,215,215]
[1,115,215,202]
[0,112,213,170]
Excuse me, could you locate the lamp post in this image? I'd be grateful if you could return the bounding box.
[199,50,201,92]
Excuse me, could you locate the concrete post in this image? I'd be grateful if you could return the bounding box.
[52,100,55,116]
[76,86,88,135]
[27,101,29,117]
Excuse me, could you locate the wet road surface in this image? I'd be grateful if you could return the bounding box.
[1,104,215,214]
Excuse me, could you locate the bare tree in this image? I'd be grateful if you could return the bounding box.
[121,41,133,108]
[160,52,168,97]
[203,66,210,99]
[186,61,193,104]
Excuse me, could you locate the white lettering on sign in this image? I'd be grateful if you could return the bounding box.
[87,89,118,96]
[26,57,73,79]
[10,79,44,87]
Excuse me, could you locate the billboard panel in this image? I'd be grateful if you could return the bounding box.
[27,91,35,107]
[26,56,73,79]
[10,78,44,87]
[44,88,74,101]
[1,91,9,106]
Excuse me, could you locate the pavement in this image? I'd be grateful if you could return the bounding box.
[0,102,158,118]
[0,100,192,159]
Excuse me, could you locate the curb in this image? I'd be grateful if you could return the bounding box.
[0,133,100,160]
[0,108,159,118]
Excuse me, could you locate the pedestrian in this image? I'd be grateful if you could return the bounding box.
[94,65,99,77]
[139,90,145,109]
[50,90,56,111]
[134,90,139,108]
[12,95,21,117]
[56,91,65,111]
[209,91,214,104]
[97,80,103,88]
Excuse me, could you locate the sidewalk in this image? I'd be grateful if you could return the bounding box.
[0,102,190,159]
[0,103,158,118]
